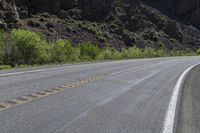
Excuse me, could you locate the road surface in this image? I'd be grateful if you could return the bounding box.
[0,57,199,133]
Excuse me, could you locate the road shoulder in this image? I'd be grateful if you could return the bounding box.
[177,65,200,133]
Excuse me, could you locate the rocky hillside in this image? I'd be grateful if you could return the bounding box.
[0,0,200,50]
[146,0,200,29]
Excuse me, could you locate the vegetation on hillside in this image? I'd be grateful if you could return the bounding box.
[0,29,199,69]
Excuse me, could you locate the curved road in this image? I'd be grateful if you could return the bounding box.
[0,57,199,133]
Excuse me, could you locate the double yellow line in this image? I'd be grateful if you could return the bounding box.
[0,75,104,111]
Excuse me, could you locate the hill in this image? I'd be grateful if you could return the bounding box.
[1,0,200,50]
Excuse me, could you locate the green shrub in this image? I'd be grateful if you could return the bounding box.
[99,48,113,60]
[0,28,198,69]
[111,48,123,59]
[0,31,5,64]
[155,48,168,57]
[70,47,81,62]
[78,42,101,60]
[78,22,107,42]
[122,47,142,59]
[11,29,50,65]
[197,49,200,55]
[36,42,51,64]
[143,47,157,58]
[96,32,107,42]
[51,39,75,63]
[100,47,122,60]
[79,22,97,34]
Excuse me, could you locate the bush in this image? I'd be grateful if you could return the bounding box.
[78,42,101,60]
[70,47,81,62]
[197,49,200,55]
[0,31,5,64]
[99,48,113,60]
[51,39,77,63]
[36,42,51,64]
[96,32,107,42]
[79,22,107,42]
[143,47,157,58]
[111,48,123,59]
[100,47,123,60]
[11,29,50,65]
[156,48,168,57]
[122,47,142,59]
[0,28,198,69]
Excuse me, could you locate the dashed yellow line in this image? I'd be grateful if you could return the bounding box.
[0,75,104,111]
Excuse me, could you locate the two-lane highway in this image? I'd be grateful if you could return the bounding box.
[0,57,199,133]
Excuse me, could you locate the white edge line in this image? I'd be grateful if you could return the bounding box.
[0,60,139,77]
[0,65,86,77]
[0,57,176,77]
[162,64,199,133]
[0,61,127,77]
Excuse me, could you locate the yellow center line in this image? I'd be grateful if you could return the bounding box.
[0,75,104,112]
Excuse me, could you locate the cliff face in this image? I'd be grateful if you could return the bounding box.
[1,0,200,50]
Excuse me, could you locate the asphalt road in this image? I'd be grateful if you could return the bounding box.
[0,57,199,133]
